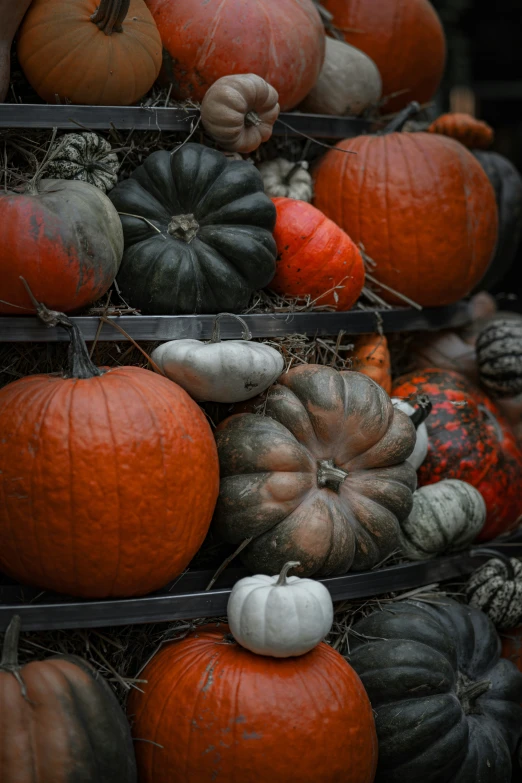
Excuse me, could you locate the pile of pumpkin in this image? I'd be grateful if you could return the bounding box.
[3,0,522,318]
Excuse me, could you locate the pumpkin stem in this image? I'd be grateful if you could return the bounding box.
[211,313,252,343]
[1,616,21,669]
[245,111,261,127]
[469,547,516,581]
[409,394,432,429]
[382,102,421,135]
[91,0,130,34]
[456,672,491,714]
[276,561,301,586]
[19,277,102,381]
[168,214,199,243]
[317,459,348,493]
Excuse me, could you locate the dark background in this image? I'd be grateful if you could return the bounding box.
[433,0,522,308]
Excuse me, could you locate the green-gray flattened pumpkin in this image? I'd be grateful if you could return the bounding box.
[213,364,417,577]
[108,143,277,314]
[349,598,522,783]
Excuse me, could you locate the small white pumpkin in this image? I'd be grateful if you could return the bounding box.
[299,37,382,116]
[392,397,430,470]
[399,479,486,561]
[151,313,284,403]
[257,158,313,202]
[46,132,120,193]
[466,556,522,630]
[227,560,334,657]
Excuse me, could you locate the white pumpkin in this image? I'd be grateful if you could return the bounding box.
[257,158,313,202]
[227,561,334,657]
[151,313,284,403]
[399,479,487,561]
[299,37,382,116]
[392,397,429,470]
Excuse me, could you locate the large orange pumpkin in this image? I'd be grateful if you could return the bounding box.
[313,112,498,307]
[0,314,219,598]
[128,623,378,783]
[321,0,446,112]
[145,0,325,111]
[17,0,162,105]
[270,197,365,310]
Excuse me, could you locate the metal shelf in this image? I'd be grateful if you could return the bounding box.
[0,104,373,138]
[0,301,471,343]
[1,532,520,631]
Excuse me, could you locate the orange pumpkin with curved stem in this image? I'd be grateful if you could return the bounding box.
[350,333,392,393]
[128,623,378,783]
[428,113,494,150]
[17,0,162,105]
[0,307,219,598]
[270,197,365,310]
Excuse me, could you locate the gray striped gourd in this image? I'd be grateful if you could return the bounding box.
[476,317,522,397]
[466,556,522,630]
[399,479,486,560]
[47,132,120,193]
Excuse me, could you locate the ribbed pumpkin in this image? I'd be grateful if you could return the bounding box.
[270,197,365,310]
[127,623,378,783]
[350,333,392,393]
[146,0,325,111]
[349,598,522,782]
[472,151,522,291]
[320,0,446,113]
[47,132,120,193]
[18,0,162,106]
[0,616,137,782]
[313,108,499,307]
[428,112,494,150]
[0,311,219,598]
[392,368,522,541]
[0,179,123,315]
[214,365,417,577]
[476,318,522,398]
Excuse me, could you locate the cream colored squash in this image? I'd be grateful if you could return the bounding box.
[299,37,382,116]
[151,313,284,403]
[257,158,313,201]
[392,397,429,470]
[227,561,334,657]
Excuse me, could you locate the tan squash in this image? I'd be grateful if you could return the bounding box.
[0,0,32,102]
[300,37,382,116]
[200,74,280,153]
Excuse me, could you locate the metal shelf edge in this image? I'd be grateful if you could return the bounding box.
[0,302,471,342]
[1,535,520,631]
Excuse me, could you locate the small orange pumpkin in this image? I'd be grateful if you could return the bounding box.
[428,113,494,150]
[270,197,365,310]
[349,333,392,393]
[17,0,162,105]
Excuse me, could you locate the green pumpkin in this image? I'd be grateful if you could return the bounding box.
[108,143,277,314]
[348,598,522,782]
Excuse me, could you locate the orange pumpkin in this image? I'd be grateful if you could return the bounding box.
[128,623,378,783]
[321,0,446,112]
[0,313,219,598]
[313,108,498,308]
[270,197,365,310]
[350,333,392,393]
[428,113,494,150]
[17,0,162,105]
[145,0,325,111]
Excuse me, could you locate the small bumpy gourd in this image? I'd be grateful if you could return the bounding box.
[47,132,120,193]
[257,158,313,202]
[476,317,522,398]
[467,556,522,630]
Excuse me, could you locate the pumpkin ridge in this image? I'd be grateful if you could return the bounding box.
[21,24,96,85]
[397,134,422,296]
